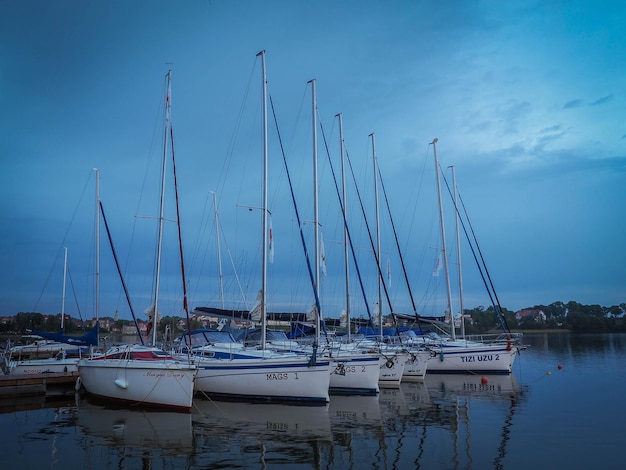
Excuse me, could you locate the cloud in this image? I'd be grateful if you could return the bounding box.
[563,99,583,109]
[590,94,613,106]
[564,94,613,109]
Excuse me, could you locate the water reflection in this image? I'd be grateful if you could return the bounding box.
[192,398,332,468]
[425,373,523,398]
[329,394,382,429]
[422,374,526,470]
[73,375,526,468]
[522,332,626,371]
[0,394,74,414]
[193,398,332,440]
[7,334,626,468]
[76,397,193,452]
[2,372,529,469]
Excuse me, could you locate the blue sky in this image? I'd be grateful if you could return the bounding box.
[2,0,624,323]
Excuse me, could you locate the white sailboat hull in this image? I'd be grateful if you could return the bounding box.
[78,357,197,410]
[9,357,79,375]
[401,348,431,381]
[427,342,520,374]
[328,353,381,395]
[193,355,331,403]
[378,351,408,387]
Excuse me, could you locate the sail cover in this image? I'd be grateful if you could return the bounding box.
[28,321,99,347]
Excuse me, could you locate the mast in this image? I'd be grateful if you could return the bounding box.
[169,72,193,343]
[257,50,268,350]
[152,70,172,347]
[93,167,100,324]
[211,191,225,309]
[450,165,465,337]
[61,246,67,333]
[432,138,455,340]
[337,113,350,341]
[309,78,321,347]
[370,133,383,340]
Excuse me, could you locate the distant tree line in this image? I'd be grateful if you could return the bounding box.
[462,301,626,334]
[3,300,626,335]
[0,312,203,336]
[1,312,80,334]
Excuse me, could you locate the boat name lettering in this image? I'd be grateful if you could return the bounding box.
[266,372,289,381]
[144,370,187,378]
[461,354,499,363]
[266,422,289,431]
[463,383,497,391]
[146,371,166,378]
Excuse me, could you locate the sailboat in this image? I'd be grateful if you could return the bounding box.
[77,73,197,411]
[350,133,413,387]
[180,51,331,404]
[5,247,93,375]
[316,123,426,386]
[367,141,432,382]
[303,89,381,396]
[417,138,524,375]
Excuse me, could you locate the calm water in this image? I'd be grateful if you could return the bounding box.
[1,333,625,469]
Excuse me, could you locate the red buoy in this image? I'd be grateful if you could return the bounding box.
[557,364,563,370]
[481,376,488,384]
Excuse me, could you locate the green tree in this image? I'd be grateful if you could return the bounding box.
[15,312,45,333]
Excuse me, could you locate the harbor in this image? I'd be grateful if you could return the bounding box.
[1,333,625,469]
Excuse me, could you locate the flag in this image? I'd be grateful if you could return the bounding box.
[320,232,327,278]
[387,256,391,287]
[268,215,274,264]
[432,253,442,277]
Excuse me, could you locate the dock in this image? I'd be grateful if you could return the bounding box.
[0,372,78,398]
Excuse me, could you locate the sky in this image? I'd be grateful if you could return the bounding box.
[1,0,625,323]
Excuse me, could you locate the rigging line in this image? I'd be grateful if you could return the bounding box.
[404,142,433,285]
[440,169,510,333]
[118,76,167,320]
[125,76,167,311]
[170,123,193,340]
[32,170,93,312]
[270,81,310,214]
[268,91,328,342]
[342,137,400,334]
[263,80,287,212]
[100,201,144,345]
[205,199,249,309]
[457,189,509,327]
[216,57,259,201]
[66,267,84,326]
[315,114,375,324]
[186,191,211,303]
[218,216,250,309]
[376,159,421,319]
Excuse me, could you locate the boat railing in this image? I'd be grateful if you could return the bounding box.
[464,332,524,345]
